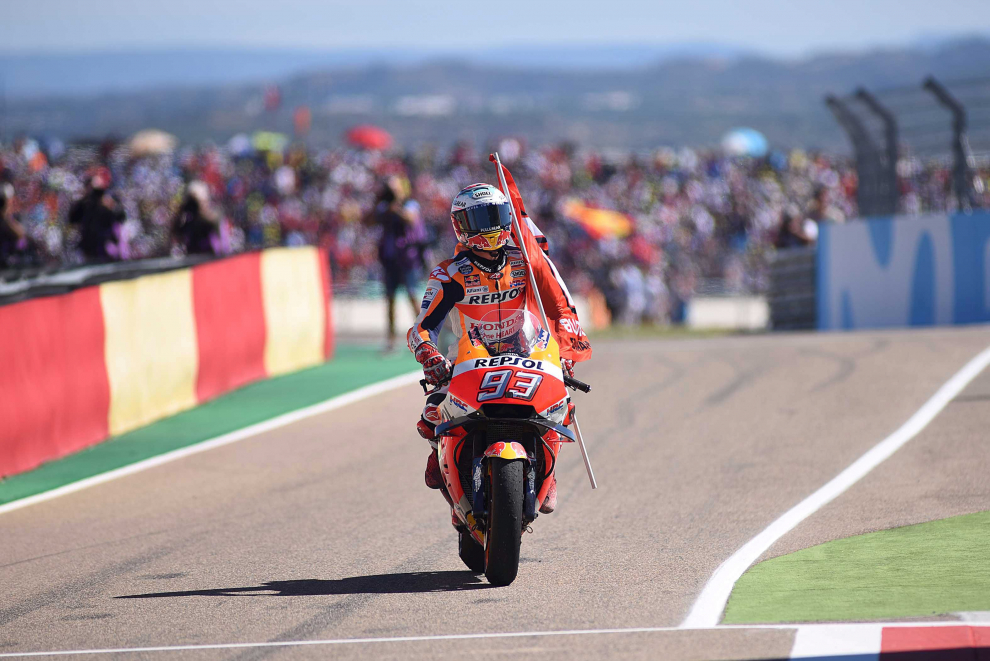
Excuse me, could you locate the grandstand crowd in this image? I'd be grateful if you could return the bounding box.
[1,135,988,323]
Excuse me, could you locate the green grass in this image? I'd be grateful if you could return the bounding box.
[0,345,418,506]
[723,510,990,623]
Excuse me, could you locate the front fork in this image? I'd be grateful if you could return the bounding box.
[472,442,539,527]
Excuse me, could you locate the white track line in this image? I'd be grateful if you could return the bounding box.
[1,628,681,658]
[680,344,990,629]
[0,371,422,517]
[3,623,989,658]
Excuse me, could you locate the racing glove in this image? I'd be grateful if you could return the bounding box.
[415,343,451,385]
[561,358,575,379]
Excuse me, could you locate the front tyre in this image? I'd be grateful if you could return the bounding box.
[458,528,485,573]
[484,458,524,586]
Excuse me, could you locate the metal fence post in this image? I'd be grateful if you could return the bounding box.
[923,76,977,210]
[854,88,900,215]
[825,94,884,216]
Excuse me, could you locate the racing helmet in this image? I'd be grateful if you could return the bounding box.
[450,183,512,251]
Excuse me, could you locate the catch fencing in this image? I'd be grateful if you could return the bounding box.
[826,76,990,215]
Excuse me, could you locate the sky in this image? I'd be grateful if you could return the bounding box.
[2,0,990,57]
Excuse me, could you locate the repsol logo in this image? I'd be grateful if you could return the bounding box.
[474,356,544,370]
[466,288,521,305]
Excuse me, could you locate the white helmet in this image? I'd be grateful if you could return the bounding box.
[450,183,513,251]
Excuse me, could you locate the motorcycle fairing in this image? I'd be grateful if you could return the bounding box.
[434,415,576,442]
[438,428,486,544]
[447,336,567,414]
[437,304,570,544]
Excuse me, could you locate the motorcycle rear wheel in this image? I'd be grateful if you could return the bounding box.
[458,529,485,573]
[484,458,524,586]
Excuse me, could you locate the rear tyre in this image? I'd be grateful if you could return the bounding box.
[484,458,524,586]
[458,529,485,573]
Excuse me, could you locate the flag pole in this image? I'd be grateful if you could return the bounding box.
[493,152,598,490]
[570,413,597,489]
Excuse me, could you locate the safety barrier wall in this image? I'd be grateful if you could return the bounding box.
[817,212,990,330]
[0,247,333,479]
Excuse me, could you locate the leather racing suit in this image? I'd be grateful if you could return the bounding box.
[409,245,529,373]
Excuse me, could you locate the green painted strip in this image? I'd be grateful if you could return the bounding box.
[723,510,990,623]
[0,345,418,506]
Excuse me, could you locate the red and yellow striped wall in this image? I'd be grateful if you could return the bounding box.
[0,247,333,479]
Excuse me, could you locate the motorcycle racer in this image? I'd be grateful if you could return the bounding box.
[408,183,577,513]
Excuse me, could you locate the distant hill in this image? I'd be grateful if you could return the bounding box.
[0,43,745,99]
[4,37,990,152]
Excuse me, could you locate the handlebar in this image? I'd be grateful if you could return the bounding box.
[420,378,450,395]
[564,375,592,393]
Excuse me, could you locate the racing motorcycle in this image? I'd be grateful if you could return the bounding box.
[422,306,590,586]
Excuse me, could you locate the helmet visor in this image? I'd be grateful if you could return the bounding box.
[452,203,512,235]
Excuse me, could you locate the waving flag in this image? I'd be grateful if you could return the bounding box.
[489,155,592,363]
[561,199,634,240]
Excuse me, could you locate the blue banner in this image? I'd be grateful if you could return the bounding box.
[817,212,990,330]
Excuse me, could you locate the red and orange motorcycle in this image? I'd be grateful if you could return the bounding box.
[423,306,590,586]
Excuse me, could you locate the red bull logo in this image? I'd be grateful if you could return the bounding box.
[466,229,510,251]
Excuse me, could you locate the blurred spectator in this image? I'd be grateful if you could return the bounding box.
[1,134,987,327]
[371,176,426,351]
[775,207,819,249]
[0,183,36,269]
[172,181,222,256]
[67,167,124,262]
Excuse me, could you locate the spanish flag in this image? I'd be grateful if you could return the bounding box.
[561,199,634,240]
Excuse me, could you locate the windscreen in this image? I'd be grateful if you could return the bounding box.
[469,307,550,358]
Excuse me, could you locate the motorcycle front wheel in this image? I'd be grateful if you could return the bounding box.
[484,458,524,586]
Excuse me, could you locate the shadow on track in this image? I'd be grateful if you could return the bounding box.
[115,571,489,599]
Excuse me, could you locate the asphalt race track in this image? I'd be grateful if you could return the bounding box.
[2,326,990,660]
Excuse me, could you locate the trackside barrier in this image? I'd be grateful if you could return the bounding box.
[0,247,333,479]
[817,211,990,330]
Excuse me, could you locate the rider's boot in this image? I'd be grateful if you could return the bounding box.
[419,401,443,489]
[540,475,557,514]
[538,426,565,515]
